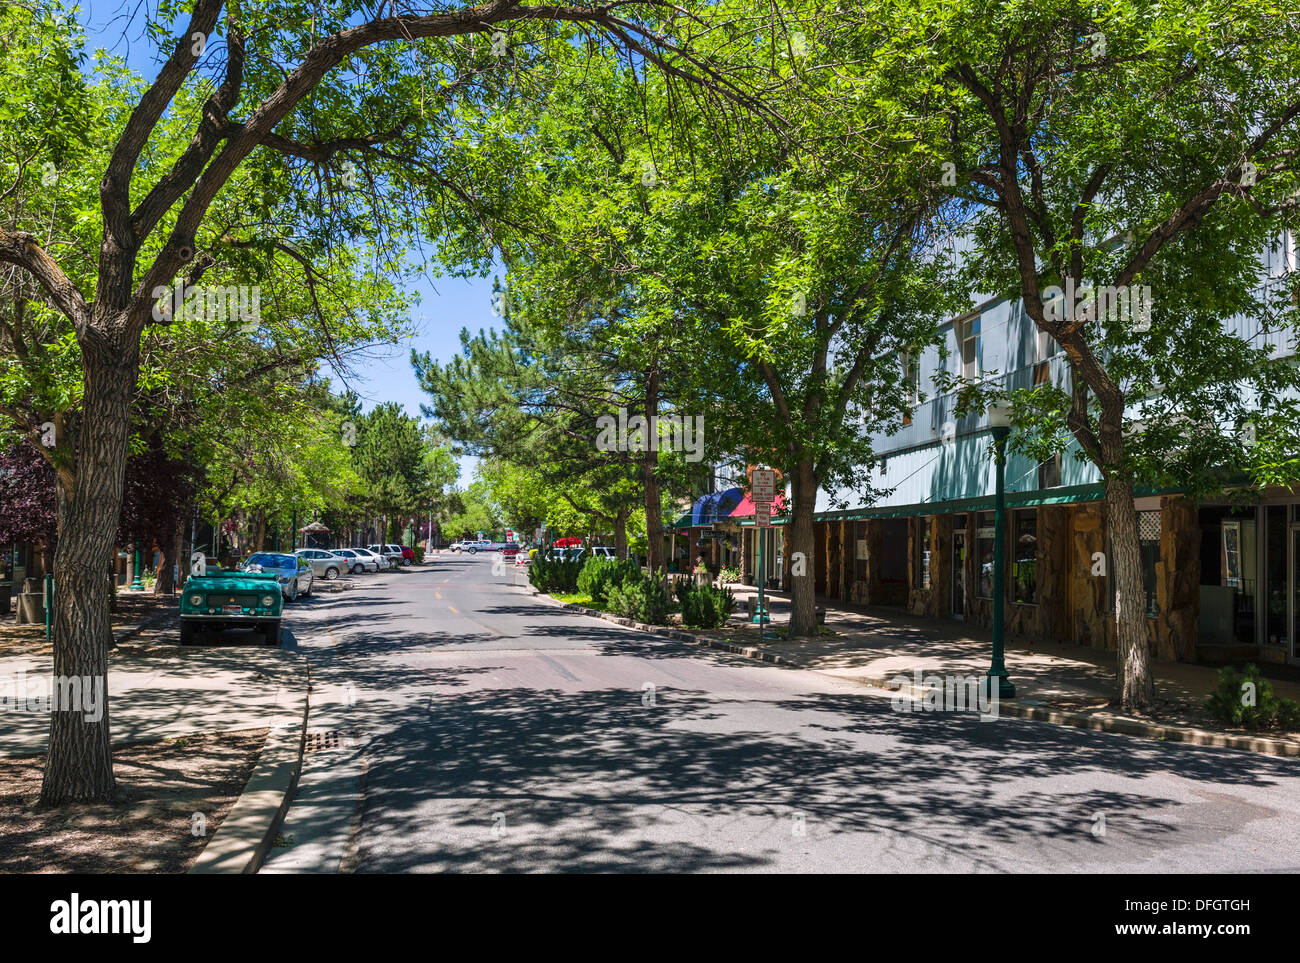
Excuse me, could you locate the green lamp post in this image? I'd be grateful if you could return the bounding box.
[986,401,1016,700]
[130,543,144,591]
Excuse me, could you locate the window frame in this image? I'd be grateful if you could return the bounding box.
[1011,510,1038,605]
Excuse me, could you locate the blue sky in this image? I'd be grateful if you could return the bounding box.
[75,1,489,483]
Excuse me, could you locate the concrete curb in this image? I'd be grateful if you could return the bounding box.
[188,674,310,874]
[521,583,1300,758]
[521,583,801,666]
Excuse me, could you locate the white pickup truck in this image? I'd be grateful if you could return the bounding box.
[451,539,505,554]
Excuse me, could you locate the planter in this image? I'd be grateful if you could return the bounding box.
[15,592,45,625]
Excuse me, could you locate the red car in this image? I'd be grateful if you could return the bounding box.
[500,542,521,557]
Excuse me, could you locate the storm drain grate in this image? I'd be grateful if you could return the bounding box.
[303,729,359,754]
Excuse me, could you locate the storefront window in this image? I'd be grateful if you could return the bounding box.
[1012,511,1037,604]
[1139,510,1160,617]
[1266,505,1287,647]
[917,517,932,589]
[977,512,996,599]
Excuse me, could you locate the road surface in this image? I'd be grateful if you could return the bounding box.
[261,553,1300,873]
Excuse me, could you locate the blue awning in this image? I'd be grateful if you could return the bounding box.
[688,487,743,526]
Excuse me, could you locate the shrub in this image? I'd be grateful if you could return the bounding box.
[413,545,425,564]
[607,573,672,625]
[1207,664,1300,731]
[677,583,734,628]
[577,557,640,608]
[528,556,583,594]
[717,565,741,584]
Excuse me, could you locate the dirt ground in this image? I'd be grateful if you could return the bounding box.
[0,590,177,657]
[0,728,266,873]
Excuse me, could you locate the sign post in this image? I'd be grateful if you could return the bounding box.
[750,468,778,638]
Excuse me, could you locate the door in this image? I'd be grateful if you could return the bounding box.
[952,531,966,619]
[1292,528,1300,664]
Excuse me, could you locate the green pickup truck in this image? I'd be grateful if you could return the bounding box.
[179,567,284,646]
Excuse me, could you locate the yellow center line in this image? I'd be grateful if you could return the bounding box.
[435,591,442,599]
[447,604,459,614]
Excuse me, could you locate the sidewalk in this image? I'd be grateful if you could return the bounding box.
[703,582,1300,751]
[0,591,306,757]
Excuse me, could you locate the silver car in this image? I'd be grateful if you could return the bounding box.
[332,548,378,575]
[293,548,348,580]
[242,552,315,600]
[350,547,389,571]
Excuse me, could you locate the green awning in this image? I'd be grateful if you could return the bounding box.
[737,480,1183,526]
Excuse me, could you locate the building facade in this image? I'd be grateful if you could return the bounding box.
[786,229,1299,665]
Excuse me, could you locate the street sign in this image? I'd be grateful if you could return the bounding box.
[752,468,777,503]
[755,503,771,528]
[701,529,726,539]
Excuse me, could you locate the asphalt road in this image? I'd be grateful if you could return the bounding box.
[261,552,1300,873]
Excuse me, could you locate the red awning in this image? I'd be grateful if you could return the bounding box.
[729,492,786,517]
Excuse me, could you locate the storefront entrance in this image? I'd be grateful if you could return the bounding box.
[952,529,966,619]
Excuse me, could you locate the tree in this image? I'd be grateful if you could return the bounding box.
[0,0,751,803]
[870,0,1300,707]
[452,18,955,633]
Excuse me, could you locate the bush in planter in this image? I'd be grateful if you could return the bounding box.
[1207,664,1300,731]
[577,557,640,608]
[607,573,672,625]
[676,582,734,629]
[528,556,583,594]
[717,565,741,584]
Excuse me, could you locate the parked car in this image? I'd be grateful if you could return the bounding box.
[457,539,510,554]
[241,552,314,601]
[350,547,389,571]
[293,548,347,580]
[368,543,412,566]
[501,542,521,557]
[588,546,616,560]
[180,564,284,646]
[332,548,377,575]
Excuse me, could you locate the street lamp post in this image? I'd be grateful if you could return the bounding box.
[130,544,144,591]
[986,401,1016,700]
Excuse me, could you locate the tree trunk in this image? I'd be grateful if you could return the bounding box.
[1104,475,1155,710]
[613,508,629,561]
[641,370,664,574]
[642,458,663,574]
[252,511,267,552]
[40,339,134,804]
[153,524,180,595]
[787,460,819,637]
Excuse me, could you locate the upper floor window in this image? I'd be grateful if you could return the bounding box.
[1034,327,1061,364]
[1038,453,1062,489]
[902,353,920,426]
[957,315,981,380]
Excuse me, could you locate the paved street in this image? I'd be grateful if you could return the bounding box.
[263,554,1300,873]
